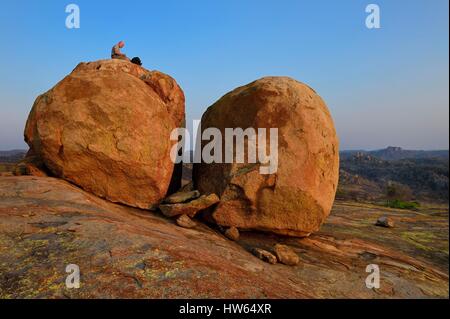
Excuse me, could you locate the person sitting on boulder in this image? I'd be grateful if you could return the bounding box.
[111,41,130,61]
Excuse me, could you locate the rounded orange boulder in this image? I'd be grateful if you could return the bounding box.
[24,59,185,208]
[193,77,339,237]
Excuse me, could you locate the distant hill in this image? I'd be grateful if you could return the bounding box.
[338,149,449,203]
[341,146,449,161]
[0,149,26,163]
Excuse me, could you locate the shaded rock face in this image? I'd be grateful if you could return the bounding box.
[24,59,185,208]
[193,77,339,237]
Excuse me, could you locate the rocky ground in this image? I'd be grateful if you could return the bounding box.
[0,176,447,298]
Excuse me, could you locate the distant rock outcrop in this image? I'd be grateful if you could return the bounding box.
[0,150,26,163]
[23,59,185,208]
[340,147,449,161]
[193,77,339,237]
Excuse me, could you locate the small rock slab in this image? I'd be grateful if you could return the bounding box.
[163,190,200,204]
[179,181,194,192]
[376,216,395,228]
[274,244,299,266]
[176,214,196,229]
[252,248,277,264]
[159,193,220,218]
[224,227,240,241]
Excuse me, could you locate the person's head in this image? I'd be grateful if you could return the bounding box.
[118,41,125,48]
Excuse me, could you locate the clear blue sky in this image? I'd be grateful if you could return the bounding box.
[0,0,448,150]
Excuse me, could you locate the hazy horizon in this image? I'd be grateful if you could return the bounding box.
[1,146,449,153]
[0,0,448,151]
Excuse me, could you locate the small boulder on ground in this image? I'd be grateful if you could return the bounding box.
[252,248,278,264]
[163,190,200,204]
[274,244,300,266]
[224,227,240,241]
[159,193,220,218]
[13,149,48,177]
[376,216,395,228]
[176,214,196,229]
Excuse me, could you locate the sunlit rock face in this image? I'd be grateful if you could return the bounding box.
[24,59,185,208]
[194,77,339,237]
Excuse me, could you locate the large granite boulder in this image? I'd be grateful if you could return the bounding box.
[193,77,339,237]
[24,59,185,208]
